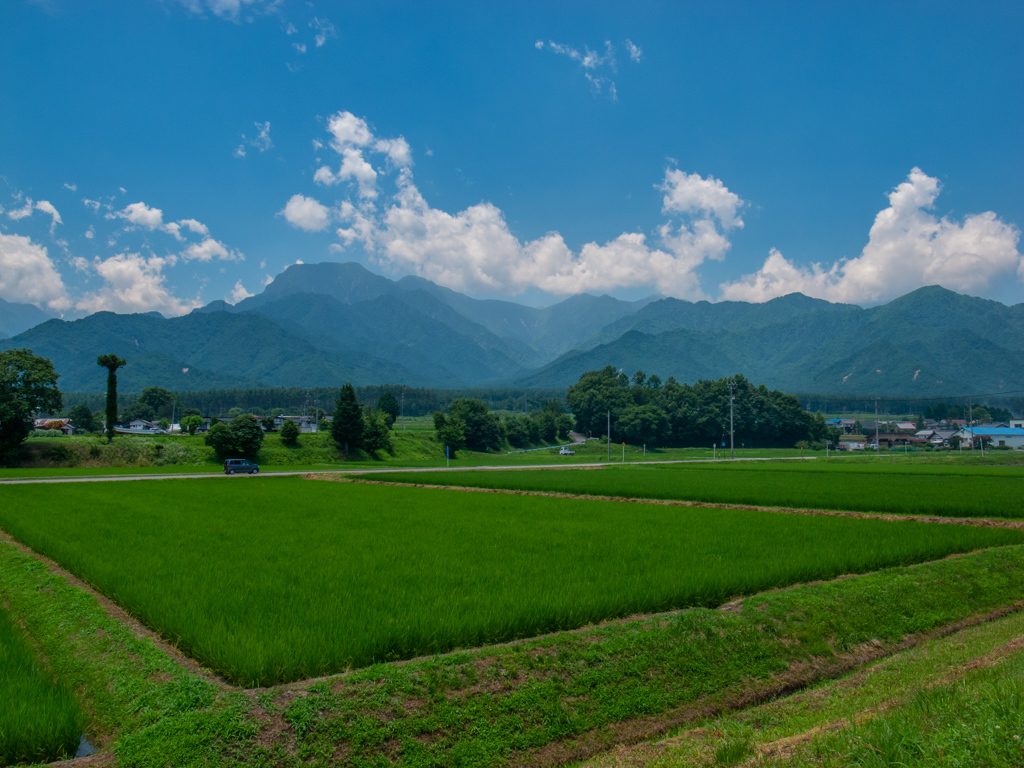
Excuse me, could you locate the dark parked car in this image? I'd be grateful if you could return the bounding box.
[224,458,259,475]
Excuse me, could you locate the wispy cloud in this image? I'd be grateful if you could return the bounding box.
[311,16,336,47]
[535,38,641,100]
[234,121,273,158]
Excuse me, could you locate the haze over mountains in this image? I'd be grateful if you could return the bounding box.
[2,262,1023,397]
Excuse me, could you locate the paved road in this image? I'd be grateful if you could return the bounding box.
[0,456,816,485]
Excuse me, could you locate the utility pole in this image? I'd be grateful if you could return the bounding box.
[607,410,611,462]
[969,401,974,453]
[401,389,405,431]
[728,379,736,459]
[874,398,880,456]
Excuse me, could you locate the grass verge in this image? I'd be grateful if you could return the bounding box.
[2,477,1020,685]
[0,605,83,765]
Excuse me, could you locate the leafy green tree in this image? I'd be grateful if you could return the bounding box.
[120,402,156,424]
[433,412,466,456]
[332,383,364,454]
[447,398,504,452]
[566,366,632,439]
[533,411,558,443]
[204,422,235,457]
[68,404,97,433]
[180,415,203,436]
[1,349,63,463]
[230,414,264,458]
[377,391,399,428]
[618,404,669,447]
[182,407,202,419]
[97,354,126,444]
[204,414,264,458]
[362,409,393,454]
[279,418,300,446]
[504,414,531,448]
[138,387,175,419]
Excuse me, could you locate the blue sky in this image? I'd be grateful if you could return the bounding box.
[1,0,1022,317]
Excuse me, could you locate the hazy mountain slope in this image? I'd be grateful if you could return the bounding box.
[580,293,855,351]
[396,273,653,360]
[0,297,53,338]
[0,310,422,392]
[245,291,530,384]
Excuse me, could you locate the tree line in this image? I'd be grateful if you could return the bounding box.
[566,366,838,449]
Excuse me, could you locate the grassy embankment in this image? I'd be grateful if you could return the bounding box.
[377,459,1024,519]
[584,607,1024,767]
[0,606,84,765]
[1,476,1019,686]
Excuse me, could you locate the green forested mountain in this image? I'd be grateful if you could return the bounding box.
[1,310,421,392]
[3,264,1023,397]
[519,286,1024,396]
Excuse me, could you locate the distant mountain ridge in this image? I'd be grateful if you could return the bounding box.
[0,297,53,339]
[3,263,1023,397]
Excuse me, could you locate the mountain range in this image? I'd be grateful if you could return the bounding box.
[2,261,1023,397]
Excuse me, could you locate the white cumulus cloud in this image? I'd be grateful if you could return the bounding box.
[317,160,742,299]
[75,253,199,317]
[327,111,373,150]
[113,201,165,229]
[0,232,70,311]
[281,194,330,231]
[181,237,242,262]
[229,280,253,303]
[719,168,1022,305]
[314,147,378,198]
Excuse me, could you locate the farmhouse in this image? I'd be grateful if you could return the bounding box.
[954,427,1024,450]
[32,418,75,435]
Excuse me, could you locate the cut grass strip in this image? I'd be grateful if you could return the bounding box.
[377,461,1024,518]
[0,606,83,766]
[1,477,1021,686]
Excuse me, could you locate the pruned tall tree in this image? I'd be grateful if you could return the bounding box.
[96,354,126,444]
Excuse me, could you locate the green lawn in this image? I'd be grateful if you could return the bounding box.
[0,607,83,765]
[378,459,1024,519]
[0,477,1019,687]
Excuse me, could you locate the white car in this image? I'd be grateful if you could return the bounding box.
[559,447,575,455]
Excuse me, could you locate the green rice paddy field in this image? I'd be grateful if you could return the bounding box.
[378,460,1024,518]
[0,476,1020,687]
[0,607,83,764]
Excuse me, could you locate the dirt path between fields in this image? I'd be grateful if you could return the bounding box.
[310,474,1024,531]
